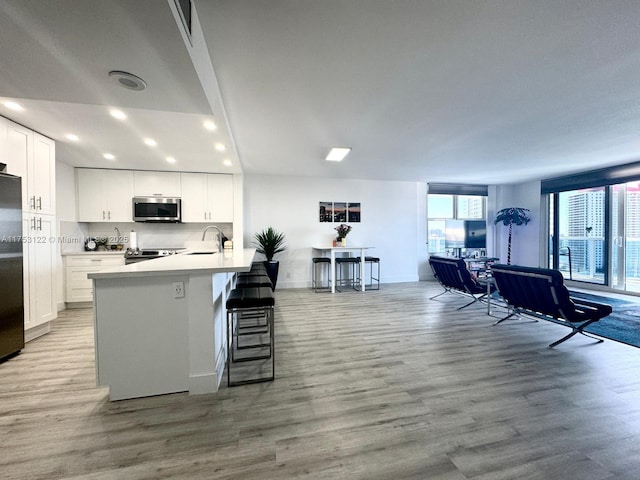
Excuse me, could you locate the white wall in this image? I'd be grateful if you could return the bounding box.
[244,174,424,288]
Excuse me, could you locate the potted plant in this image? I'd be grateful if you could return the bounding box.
[253,227,287,289]
[334,223,352,246]
[494,207,531,265]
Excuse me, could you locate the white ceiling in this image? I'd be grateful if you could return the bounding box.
[2,0,640,185]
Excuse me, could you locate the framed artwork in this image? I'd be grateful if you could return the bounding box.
[333,202,347,222]
[319,201,333,222]
[347,203,361,222]
[318,201,361,222]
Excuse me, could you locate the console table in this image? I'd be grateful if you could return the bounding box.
[312,246,373,293]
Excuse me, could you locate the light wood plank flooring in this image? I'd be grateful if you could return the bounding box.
[2,282,640,479]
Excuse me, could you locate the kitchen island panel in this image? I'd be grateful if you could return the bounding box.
[94,275,190,401]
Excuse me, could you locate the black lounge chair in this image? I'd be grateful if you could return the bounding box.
[490,264,612,347]
[428,256,495,310]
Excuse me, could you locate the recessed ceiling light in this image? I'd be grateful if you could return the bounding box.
[144,138,157,147]
[223,159,232,167]
[166,156,176,164]
[214,143,226,152]
[108,70,147,91]
[204,120,217,131]
[65,134,79,142]
[3,101,24,111]
[103,153,115,160]
[326,147,352,162]
[110,109,127,120]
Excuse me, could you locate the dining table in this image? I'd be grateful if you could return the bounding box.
[312,245,373,293]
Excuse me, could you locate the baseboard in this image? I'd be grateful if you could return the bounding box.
[188,372,219,395]
[25,322,51,343]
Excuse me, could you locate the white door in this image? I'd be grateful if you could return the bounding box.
[31,134,56,215]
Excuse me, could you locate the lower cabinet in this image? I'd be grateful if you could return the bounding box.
[23,214,57,341]
[64,254,125,303]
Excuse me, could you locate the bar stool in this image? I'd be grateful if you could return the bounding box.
[335,257,360,292]
[312,257,331,292]
[226,286,275,386]
[364,256,380,290]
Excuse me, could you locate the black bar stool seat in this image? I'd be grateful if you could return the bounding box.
[335,257,360,291]
[312,257,331,292]
[226,286,275,386]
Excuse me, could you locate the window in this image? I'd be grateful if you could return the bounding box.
[427,193,486,254]
[544,160,640,291]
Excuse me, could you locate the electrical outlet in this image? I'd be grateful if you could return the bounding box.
[173,281,185,298]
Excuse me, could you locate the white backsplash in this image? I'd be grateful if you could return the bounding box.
[60,221,233,252]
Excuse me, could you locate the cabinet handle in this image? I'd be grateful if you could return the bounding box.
[204,212,207,220]
[108,211,111,220]
[90,259,102,262]
[102,210,106,220]
[37,217,42,231]
[37,196,42,210]
[31,217,36,230]
[30,196,36,210]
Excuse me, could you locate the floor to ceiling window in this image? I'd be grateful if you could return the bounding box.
[551,188,606,285]
[545,162,640,292]
[427,186,486,255]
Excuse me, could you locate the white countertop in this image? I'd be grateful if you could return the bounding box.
[61,250,125,256]
[88,248,256,279]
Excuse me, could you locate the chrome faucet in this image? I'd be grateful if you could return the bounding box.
[201,225,224,251]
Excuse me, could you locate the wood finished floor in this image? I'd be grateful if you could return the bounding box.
[2,281,640,479]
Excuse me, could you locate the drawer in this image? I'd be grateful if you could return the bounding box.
[66,285,94,303]
[67,266,99,286]
[65,255,124,267]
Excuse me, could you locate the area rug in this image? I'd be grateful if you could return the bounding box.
[569,290,640,348]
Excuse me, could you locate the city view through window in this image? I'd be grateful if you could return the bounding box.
[428,195,485,254]
[551,181,640,292]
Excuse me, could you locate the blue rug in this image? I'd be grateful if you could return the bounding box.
[569,291,640,348]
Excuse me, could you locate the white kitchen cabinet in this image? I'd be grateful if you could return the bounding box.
[31,133,56,215]
[180,173,233,222]
[22,214,57,340]
[5,122,55,215]
[77,168,134,222]
[64,254,125,303]
[133,171,181,197]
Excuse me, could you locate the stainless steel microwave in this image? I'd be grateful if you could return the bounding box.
[132,197,181,223]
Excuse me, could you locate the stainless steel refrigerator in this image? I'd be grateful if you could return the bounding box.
[0,172,24,360]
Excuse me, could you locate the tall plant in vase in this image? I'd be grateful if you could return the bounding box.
[494,207,531,265]
[253,227,287,289]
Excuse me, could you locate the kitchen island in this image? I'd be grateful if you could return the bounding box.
[88,248,255,401]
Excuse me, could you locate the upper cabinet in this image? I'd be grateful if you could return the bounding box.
[76,168,235,223]
[133,171,181,197]
[77,169,134,222]
[3,121,56,215]
[181,173,234,223]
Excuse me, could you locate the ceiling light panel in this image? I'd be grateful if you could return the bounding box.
[144,138,157,147]
[326,147,352,162]
[3,101,24,111]
[103,153,115,160]
[214,143,226,152]
[110,109,127,120]
[204,120,217,131]
[65,134,79,142]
